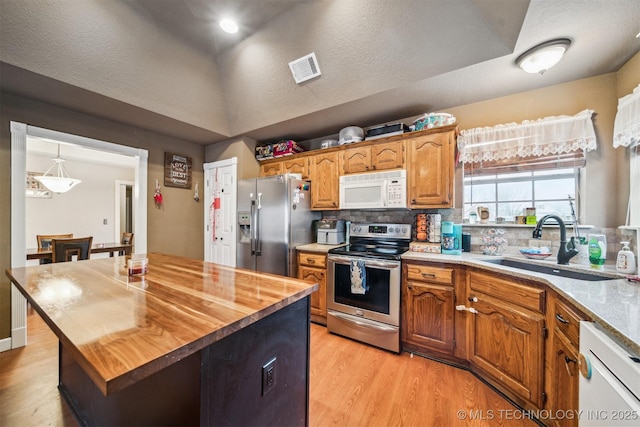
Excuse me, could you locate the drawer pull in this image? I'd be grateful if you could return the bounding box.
[306,258,315,263]
[421,272,436,278]
[555,313,570,324]
[456,305,478,314]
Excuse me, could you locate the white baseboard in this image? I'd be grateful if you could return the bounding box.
[0,337,12,352]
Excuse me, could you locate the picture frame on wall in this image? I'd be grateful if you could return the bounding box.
[164,152,192,189]
[26,171,52,198]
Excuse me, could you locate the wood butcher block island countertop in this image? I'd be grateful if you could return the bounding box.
[7,253,318,426]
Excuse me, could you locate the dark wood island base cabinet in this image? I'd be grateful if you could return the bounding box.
[7,254,317,427]
[59,298,310,426]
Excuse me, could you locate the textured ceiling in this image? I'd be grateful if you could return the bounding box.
[1,0,639,145]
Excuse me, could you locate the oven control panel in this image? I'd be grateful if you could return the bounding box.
[350,223,411,239]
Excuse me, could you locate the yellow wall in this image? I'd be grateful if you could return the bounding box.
[443,73,621,227]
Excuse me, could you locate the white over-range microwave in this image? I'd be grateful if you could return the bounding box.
[339,169,407,209]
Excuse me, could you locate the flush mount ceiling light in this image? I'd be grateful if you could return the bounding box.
[35,144,81,193]
[516,38,571,74]
[219,18,238,34]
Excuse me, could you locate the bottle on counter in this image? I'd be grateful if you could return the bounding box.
[587,234,607,270]
[616,241,636,274]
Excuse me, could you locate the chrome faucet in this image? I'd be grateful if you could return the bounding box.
[532,214,579,265]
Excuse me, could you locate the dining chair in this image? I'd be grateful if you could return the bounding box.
[120,232,134,255]
[121,232,134,245]
[51,237,93,263]
[36,233,73,264]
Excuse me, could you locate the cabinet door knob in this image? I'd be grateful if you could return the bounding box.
[468,296,478,302]
[564,355,577,376]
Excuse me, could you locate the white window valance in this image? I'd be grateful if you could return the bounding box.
[457,109,597,164]
[613,83,640,149]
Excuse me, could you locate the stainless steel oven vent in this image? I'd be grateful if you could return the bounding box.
[288,52,321,84]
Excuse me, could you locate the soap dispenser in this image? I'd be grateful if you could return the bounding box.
[616,241,636,274]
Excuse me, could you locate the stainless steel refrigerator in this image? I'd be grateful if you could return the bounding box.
[236,174,320,277]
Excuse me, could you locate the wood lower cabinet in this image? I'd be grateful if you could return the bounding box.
[309,151,340,210]
[466,270,546,409]
[545,293,588,427]
[402,263,455,355]
[406,128,455,208]
[298,251,327,325]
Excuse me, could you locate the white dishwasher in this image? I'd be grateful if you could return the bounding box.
[578,321,640,426]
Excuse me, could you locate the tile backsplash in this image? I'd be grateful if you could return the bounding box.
[323,209,638,267]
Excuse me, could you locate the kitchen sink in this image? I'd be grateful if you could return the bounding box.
[482,258,618,281]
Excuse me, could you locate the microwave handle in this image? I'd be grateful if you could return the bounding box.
[382,180,388,206]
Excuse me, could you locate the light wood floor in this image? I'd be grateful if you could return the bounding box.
[1,311,536,426]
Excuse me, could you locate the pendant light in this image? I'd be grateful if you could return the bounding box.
[35,144,81,193]
[516,38,571,74]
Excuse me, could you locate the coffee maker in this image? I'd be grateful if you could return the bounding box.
[441,221,462,255]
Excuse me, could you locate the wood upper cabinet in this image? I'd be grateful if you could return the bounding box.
[283,157,309,179]
[545,293,588,427]
[467,270,546,408]
[310,151,340,210]
[371,141,404,171]
[260,161,283,177]
[298,251,327,325]
[342,141,404,174]
[342,146,371,174]
[260,157,309,179]
[406,129,455,208]
[402,263,455,355]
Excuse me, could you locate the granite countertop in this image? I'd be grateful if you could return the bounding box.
[6,253,318,395]
[402,251,640,356]
[296,243,347,253]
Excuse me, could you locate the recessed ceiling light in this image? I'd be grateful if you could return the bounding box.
[220,18,238,34]
[516,38,571,75]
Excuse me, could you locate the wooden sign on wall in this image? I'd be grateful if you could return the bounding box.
[164,152,192,189]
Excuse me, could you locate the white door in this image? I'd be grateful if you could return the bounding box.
[204,158,237,266]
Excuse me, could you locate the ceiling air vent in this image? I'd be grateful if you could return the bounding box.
[288,52,321,84]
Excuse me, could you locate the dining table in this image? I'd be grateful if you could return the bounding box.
[26,242,132,261]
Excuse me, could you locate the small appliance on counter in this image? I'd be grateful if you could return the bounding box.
[365,123,409,140]
[441,221,462,255]
[317,219,346,245]
[338,126,364,145]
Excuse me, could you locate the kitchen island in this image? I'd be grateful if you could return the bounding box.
[6,253,318,426]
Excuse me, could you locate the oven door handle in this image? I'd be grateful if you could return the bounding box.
[330,311,398,332]
[328,255,399,269]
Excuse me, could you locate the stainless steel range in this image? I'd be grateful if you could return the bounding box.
[327,223,411,353]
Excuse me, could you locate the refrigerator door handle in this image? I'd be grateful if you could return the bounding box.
[250,200,257,255]
[255,194,262,255]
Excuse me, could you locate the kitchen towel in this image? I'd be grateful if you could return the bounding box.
[350,259,367,294]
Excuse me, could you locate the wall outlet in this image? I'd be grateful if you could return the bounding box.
[103,219,108,225]
[261,357,276,396]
